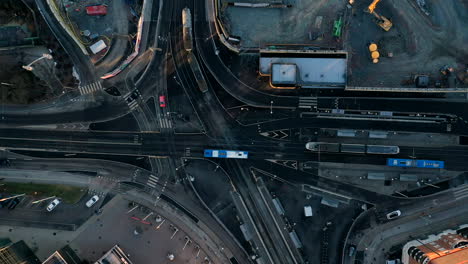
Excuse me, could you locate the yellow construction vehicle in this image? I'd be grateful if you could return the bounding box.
[367,0,392,31]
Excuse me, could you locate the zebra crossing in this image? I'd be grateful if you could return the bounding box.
[453,184,468,200]
[298,97,318,109]
[124,91,141,111]
[146,174,159,188]
[127,99,139,110]
[79,81,103,95]
[159,117,172,129]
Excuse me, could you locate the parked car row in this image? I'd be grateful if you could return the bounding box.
[0,195,20,210]
[47,195,100,212]
[0,194,100,212]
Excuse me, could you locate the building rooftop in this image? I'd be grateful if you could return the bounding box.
[95,245,133,264]
[428,247,468,264]
[271,64,297,86]
[259,50,347,88]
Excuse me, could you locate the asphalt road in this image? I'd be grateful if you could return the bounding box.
[1,0,466,263]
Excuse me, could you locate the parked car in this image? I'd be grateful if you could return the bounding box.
[386,210,401,220]
[86,195,99,208]
[8,198,20,210]
[46,199,61,212]
[159,95,166,107]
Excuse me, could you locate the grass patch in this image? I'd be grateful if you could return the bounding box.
[0,182,87,204]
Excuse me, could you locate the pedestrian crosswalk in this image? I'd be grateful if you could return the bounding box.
[146,174,159,188]
[159,117,172,129]
[453,184,468,200]
[79,81,103,95]
[124,91,140,111]
[298,97,318,109]
[127,99,139,110]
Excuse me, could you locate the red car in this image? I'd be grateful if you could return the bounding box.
[159,95,166,107]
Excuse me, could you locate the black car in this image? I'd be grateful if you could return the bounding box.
[1,198,13,208]
[8,198,20,210]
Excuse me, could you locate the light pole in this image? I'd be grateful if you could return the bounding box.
[22,53,53,71]
[270,101,273,114]
[31,196,56,204]
[0,194,25,203]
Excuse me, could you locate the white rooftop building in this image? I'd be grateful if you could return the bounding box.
[259,50,347,88]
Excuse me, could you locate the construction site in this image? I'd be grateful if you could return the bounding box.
[218,0,468,90]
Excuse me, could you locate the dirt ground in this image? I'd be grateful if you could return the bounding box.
[220,0,346,48]
[346,0,468,88]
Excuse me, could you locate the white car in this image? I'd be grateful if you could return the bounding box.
[46,199,61,212]
[86,195,99,208]
[386,210,401,220]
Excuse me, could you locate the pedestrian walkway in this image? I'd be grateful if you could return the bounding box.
[453,184,468,200]
[127,100,139,110]
[78,82,103,95]
[146,174,159,188]
[298,97,318,109]
[159,117,172,129]
[123,92,140,111]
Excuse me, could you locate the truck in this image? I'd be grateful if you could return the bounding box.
[416,160,444,169]
[204,149,248,159]
[387,158,444,169]
[182,7,193,52]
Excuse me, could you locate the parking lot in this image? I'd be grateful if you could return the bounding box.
[71,197,213,263]
[0,191,102,230]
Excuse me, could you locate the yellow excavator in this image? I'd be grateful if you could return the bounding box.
[367,0,392,31]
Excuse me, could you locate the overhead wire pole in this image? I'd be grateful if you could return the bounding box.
[0,194,26,203]
[31,196,56,204]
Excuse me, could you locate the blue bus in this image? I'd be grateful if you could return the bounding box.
[204,149,248,159]
[387,158,444,169]
[416,160,444,169]
[387,158,413,167]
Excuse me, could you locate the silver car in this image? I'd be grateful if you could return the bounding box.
[86,195,99,208]
[46,199,60,212]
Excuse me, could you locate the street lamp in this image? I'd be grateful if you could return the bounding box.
[31,196,56,204]
[0,194,25,203]
[22,53,53,71]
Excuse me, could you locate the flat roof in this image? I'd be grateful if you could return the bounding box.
[271,64,296,85]
[259,52,347,88]
[95,245,133,264]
